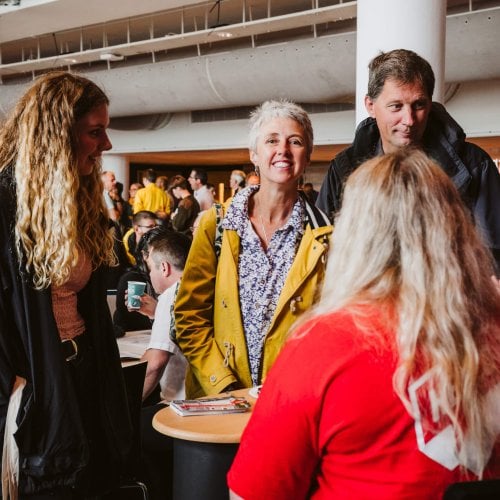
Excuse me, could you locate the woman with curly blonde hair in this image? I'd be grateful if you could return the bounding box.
[0,72,132,498]
[229,148,500,499]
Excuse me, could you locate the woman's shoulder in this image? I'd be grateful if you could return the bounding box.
[180,195,195,207]
[291,310,362,343]
[287,307,393,358]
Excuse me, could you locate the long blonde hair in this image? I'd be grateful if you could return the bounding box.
[313,149,500,474]
[0,71,115,289]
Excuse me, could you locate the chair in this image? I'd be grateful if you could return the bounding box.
[104,361,149,500]
[443,479,500,499]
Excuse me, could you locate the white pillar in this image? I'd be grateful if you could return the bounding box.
[102,153,129,194]
[356,0,446,124]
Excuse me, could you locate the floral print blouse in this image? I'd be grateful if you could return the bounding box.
[222,186,305,385]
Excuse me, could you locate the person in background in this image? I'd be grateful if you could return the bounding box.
[134,168,171,221]
[111,181,131,232]
[123,181,143,228]
[102,170,120,222]
[175,100,332,398]
[245,171,260,187]
[129,182,143,204]
[188,168,214,211]
[230,169,246,194]
[155,175,168,192]
[113,229,160,339]
[228,149,500,500]
[122,210,158,266]
[132,229,192,402]
[207,183,218,203]
[136,230,191,500]
[0,71,132,498]
[316,48,500,274]
[101,171,128,287]
[302,181,319,205]
[224,169,247,208]
[165,176,177,215]
[155,175,171,214]
[169,175,200,235]
[109,181,125,214]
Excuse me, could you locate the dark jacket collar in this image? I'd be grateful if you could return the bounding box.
[338,102,472,193]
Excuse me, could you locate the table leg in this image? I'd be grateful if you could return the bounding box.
[172,440,239,500]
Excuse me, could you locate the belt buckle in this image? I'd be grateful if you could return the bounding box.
[62,338,78,362]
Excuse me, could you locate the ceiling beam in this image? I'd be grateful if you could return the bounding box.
[0,2,357,76]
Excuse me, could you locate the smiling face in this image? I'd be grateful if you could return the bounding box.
[250,117,308,188]
[364,78,431,154]
[73,103,112,176]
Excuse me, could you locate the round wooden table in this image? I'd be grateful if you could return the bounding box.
[152,388,257,500]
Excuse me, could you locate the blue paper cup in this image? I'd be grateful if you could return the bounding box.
[127,281,146,309]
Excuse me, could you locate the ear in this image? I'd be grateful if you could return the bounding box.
[250,150,259,167]
[365,95,376,118]
[161,261,170,278]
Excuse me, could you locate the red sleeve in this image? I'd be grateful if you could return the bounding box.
[227,335,321,499]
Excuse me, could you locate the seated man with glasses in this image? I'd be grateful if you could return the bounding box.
[123,210,159,267]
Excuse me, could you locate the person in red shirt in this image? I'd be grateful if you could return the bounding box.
[228,148,500,500]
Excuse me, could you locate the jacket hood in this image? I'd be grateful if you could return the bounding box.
[425,102,466,150]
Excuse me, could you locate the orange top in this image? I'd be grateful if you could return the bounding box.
[51,252,91,340]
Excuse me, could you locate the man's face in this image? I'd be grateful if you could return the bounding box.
[188,171,199,190]
[134,218,157,242]
[103,172,116,191]
[364,78,432,153]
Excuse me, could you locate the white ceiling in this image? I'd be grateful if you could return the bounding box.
[0,0,499,119]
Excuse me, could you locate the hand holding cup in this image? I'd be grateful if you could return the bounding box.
[127,281,146,310]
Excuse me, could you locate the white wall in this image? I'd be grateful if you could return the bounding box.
[106,78,500,156]
[446,80,500,137]
[107,109,356,154]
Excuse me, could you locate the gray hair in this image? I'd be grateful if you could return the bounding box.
[248,100,313,160]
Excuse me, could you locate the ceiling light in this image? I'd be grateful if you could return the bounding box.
[209,24,233,39]
[100,53,124,62]
[215,31,233,38]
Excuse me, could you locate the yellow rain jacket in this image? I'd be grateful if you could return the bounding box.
[175,200,332,398]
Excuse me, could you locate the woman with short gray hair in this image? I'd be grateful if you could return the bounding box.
[175,99,331,398]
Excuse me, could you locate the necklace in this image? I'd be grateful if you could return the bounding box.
[259,213,271,246]
[255,195,294,247]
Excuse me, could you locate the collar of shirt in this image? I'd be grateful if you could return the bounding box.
[223,185,305,238]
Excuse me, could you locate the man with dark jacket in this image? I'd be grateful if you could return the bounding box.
[317,49,500,273]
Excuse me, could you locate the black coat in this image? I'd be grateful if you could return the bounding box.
[316,102,500,272]
[0,168,133,494]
